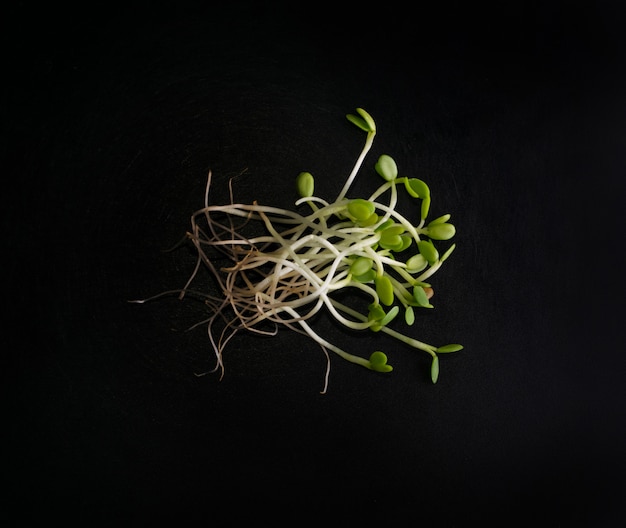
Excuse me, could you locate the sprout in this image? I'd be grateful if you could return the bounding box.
[375,154,398,181]
[346,107,376,133]
[347,199,375,222]
[424,222,456,241]
[131,108,462,393]
[296,171,314,198]
[369,351,393,373]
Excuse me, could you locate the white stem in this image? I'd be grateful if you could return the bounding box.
[336,131,376,202]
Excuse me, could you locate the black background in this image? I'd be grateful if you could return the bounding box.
[6,1,626,524]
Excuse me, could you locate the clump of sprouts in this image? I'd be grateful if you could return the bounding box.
[133,108,462,393]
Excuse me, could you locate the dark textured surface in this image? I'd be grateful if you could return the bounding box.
[7,2,626,524]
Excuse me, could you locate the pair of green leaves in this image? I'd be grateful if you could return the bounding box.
[347,198,379,227]
[431,344,464,383]
[349,256,376,283]
[346,108,376,133]
[379,224,411,252]
[368,302,399,331]
[424,214,456,240]
[369,351,393,372]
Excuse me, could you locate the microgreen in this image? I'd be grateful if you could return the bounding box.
[131,108,463,393]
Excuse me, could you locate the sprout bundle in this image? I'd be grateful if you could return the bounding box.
[135,108,462,393]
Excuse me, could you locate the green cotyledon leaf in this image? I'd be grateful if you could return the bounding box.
[369,351,393,373]
[375,154,398,181]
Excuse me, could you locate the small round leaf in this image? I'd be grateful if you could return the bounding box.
[375,275,395,306]
[426,222,456,241]
[406,254,428,273]
[296,171,314,198]
[347,199,375,222]
[405,306,415,325]
[375,154,398,181]
[349,256,373,277]
[417,239,439,264]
